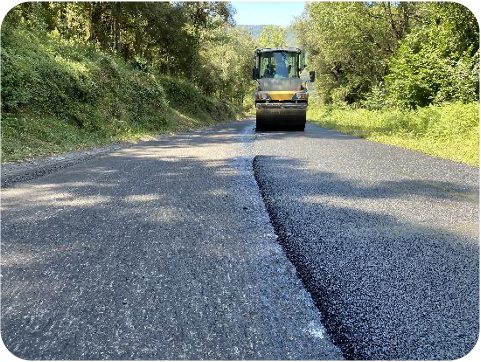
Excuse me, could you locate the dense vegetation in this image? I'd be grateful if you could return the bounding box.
[1,2,257,162]
[1,2,478,166]
[296,2,479,165]
[1,28,241,161]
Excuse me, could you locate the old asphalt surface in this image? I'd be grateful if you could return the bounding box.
[1,119,479,359]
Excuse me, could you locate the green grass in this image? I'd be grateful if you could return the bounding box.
[308,103,479,166]
[1,28,241,163]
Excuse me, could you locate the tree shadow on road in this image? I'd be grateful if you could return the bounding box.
[1,148,313,359]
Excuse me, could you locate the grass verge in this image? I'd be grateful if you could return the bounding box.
[308,103,479,166]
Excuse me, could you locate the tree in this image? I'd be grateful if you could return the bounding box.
[258,26,286,48]
[294,2,419,104]
[385,2,479,108]
[2,1,256,106]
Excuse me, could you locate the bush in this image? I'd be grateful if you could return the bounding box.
[385,33,479,108]
[384,3,479,109]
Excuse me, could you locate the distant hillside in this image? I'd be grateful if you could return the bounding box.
[237,25,299,47]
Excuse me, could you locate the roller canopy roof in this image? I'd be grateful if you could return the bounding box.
[255,47,302,54]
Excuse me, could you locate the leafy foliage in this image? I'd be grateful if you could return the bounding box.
[295,2,410,104]
[1,2,259,161]
[295,2,479,108]
[385,3,479,108]
[237,25,298,47]
[2,1,255,105]
[257,26,286,48]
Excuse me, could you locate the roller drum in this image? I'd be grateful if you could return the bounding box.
[256,103,306,131]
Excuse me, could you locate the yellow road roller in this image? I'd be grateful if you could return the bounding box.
[253,47,315,131]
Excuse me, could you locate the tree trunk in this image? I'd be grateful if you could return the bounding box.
[112,2,121,52]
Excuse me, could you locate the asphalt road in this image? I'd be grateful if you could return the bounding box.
[253,123,479,359]
[1,119,479,359]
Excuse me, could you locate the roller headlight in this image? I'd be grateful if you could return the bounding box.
[256,92,270,101]
[292,92,308,100]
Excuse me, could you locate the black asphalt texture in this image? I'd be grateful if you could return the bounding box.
[1,119,479,360]
[253,123,479,359]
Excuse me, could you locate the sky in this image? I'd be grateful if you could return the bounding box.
[231,1,307,26]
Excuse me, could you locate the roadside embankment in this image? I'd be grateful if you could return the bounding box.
[308,103,479,166]
[1,28,241,163]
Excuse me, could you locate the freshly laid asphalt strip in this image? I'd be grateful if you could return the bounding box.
[253,123,479,359]
[1,121,343,359]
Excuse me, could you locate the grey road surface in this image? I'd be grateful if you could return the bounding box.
[1,119,479,360]
[1,121,342,360]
